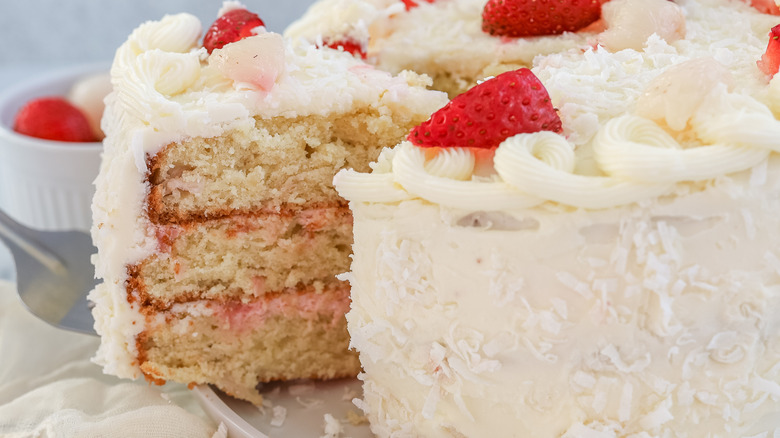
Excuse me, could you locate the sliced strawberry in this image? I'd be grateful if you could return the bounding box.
[758,24,780,77]
[482,0,602,38]
[748,0,780,15]
[323,38,367,59]
[203,9,265,54]
[407,69,562,149]
[402,0,435,11]
[13,97,96,142]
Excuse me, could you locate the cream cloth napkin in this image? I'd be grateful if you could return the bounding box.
[0,279,226,438]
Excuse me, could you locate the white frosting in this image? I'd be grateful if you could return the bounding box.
[336,0,780,211]
[285,0,401,47]
[348,185,780,436]
[333,0,780,435]
[90,9,447,379]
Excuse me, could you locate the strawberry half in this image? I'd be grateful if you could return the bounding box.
[748,0,780,15]
[408,69,562,149]
[758,24,780,77]
[323,38,367,59]
[482,0,602,38]
[13,97,96,142]
[203,9,265,54]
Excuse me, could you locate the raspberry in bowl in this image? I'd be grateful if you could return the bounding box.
[0,63,110,231]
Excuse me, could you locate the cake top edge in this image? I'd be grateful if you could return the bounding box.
[333,0,780,212]
[105,8,448,157]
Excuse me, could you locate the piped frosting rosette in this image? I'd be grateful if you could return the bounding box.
[336,68,780,211]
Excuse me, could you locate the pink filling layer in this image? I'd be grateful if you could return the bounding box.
[213,285,351,332]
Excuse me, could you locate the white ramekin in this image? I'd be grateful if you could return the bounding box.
[0,63,107,231]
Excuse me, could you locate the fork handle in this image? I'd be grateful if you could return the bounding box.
[0,208,66,275]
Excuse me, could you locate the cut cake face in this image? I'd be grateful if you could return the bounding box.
[333,0,780,435]
[89,6,447,404]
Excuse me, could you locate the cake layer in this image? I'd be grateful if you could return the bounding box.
[128,206,352,307]
[147,110,424,224]
[423,64,524,98]
[138,283,359,405]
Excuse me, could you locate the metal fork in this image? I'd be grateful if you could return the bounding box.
[0,208,98,335]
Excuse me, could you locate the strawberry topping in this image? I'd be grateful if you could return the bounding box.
[203,9,265,54]
[748,0,780,15]
[402,0,435,11]
[758,24,780,77]
[408,69,562,149]
[482,0,602,38]
[323,38,367,59]
[13,97,97,143]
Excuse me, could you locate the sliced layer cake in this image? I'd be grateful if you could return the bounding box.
[90,5,447,404]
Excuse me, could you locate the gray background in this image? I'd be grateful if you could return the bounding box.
[0,0,316,67]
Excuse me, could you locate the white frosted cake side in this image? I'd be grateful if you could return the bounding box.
[334,0,780,435]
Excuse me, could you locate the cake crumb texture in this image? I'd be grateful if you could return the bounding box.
[148,110,424,223]
[140,308,359,405]
[130,207,352,306]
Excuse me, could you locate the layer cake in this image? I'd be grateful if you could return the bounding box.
[89,4,448,404]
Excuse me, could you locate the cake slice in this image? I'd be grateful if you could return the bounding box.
[89,4,447,404]
[334,0,780,435]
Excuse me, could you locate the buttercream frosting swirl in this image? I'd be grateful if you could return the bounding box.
[495,129,673,209]
[423,147,475,180]
[113,13,202,69]
[337,84,780,211]
[594,111,771,184]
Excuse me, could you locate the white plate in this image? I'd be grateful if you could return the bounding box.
[192,378,373,438]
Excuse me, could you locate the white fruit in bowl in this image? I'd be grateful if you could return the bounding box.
[68,72,112,140]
